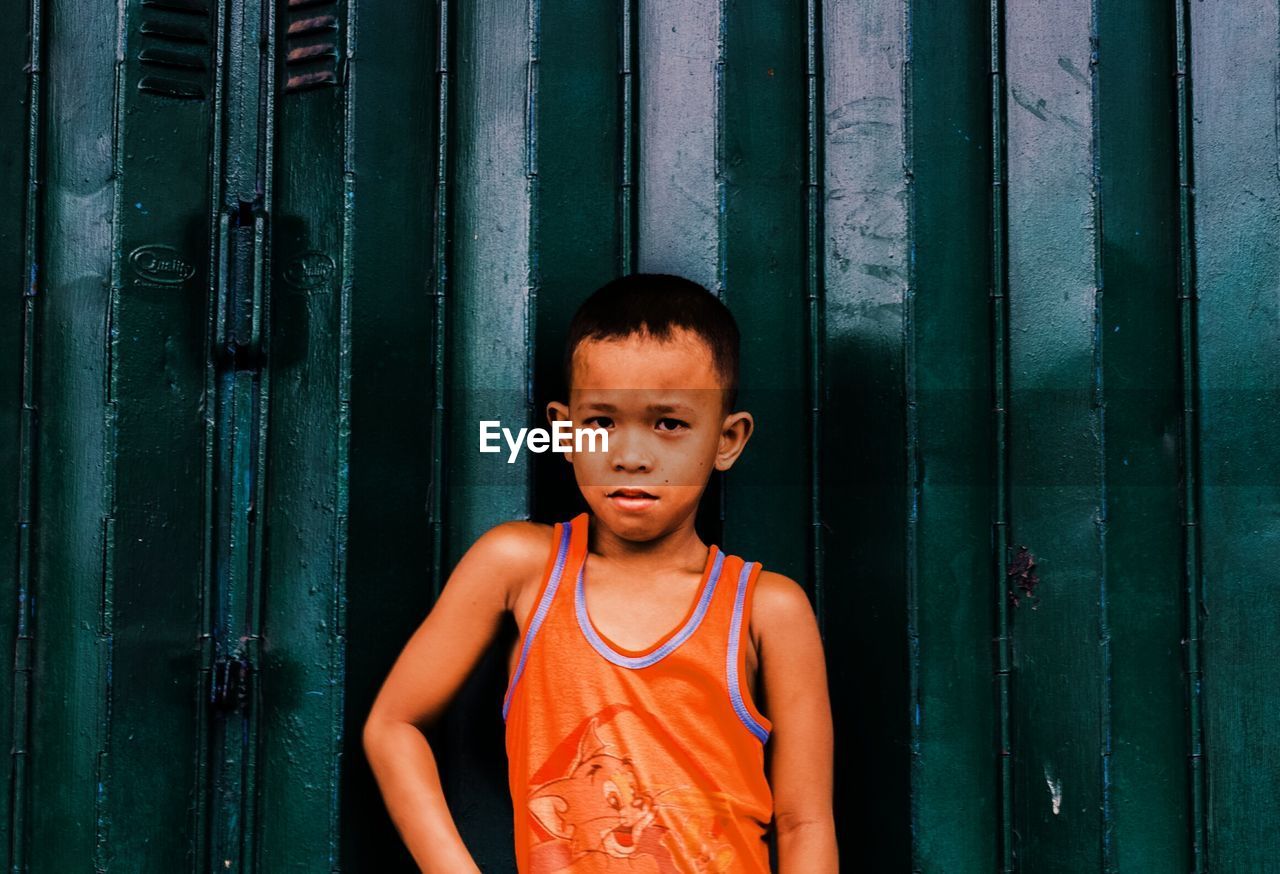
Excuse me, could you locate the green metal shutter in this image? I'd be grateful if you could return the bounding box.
[3,0,1278,871]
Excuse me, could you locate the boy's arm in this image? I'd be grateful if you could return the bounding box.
[362,521,550,874]
[754,571,838,874]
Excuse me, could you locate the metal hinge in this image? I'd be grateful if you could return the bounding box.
[210,654,252,713]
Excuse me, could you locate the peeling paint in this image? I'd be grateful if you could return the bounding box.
[1007,546,1041,609]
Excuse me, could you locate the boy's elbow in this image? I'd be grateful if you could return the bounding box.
[363,705,429,759]
[362,712,383,758]
[362,706,399,759]
[774,808,836,835]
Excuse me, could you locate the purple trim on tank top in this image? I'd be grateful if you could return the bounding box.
[575,549,725,670]
[728,561,770,743]
[503,523,573,721]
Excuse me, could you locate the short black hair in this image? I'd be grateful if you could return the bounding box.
[563,273,740,409]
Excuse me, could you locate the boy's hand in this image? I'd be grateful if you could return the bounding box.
[362,521,553,874]
[754,571,839,873]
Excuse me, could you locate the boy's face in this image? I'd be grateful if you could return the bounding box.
[547,328,753,543]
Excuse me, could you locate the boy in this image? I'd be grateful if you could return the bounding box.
[364,274,837,873]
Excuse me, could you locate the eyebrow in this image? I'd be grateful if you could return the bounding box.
[579,401,696,414]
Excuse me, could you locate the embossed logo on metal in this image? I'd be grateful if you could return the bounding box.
[282,251,336,291]
[129,245,196,286]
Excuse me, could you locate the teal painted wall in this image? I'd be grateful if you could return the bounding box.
[3,0,1277,871]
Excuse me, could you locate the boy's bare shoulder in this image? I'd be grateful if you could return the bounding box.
[749,570,817,647]
[471,519,555,564]
[466,520,557,612]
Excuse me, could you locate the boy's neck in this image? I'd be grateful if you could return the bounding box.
[586,513,710,576]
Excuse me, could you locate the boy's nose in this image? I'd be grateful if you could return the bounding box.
[612,454,652,473]
[609,437,653,472]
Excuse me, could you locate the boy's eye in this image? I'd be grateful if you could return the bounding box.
[655,418,688,432]
[583,415,614,429]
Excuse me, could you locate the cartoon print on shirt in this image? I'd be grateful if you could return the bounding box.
[526,712,741,874]
[527,716,667,872]
[671,808,736,873]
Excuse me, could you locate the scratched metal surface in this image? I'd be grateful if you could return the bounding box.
[25,0,118,869]
[256,0,352,867]
[24,0,118,870]
[1005,0,1110,868]
[448,0,535,551]
[821,0,913,867]
[636,0,720,287]
[5,0,1280,871]
[1191,1,1280,869]
[0,4,30,867]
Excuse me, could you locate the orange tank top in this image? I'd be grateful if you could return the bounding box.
[503,512,774,874]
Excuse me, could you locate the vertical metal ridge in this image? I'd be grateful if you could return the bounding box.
[328,0,358,865]
[524,0,540,513]
[1087,0,1113,868]
[208,0,274,866]
[194,0,232,861]
[618,0,638,275]
[1172,0,1206,867]
[713,0,727,529]
[244,1,277,866]
[9,0,44,867]
[428,0,450,597]
[97,0,131,864]
[713,0,727,301]
[805,0,824,636]
[988,0,1013,868]
[901,0,921,867]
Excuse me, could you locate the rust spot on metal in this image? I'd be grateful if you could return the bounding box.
[1007,546,1041,610]
[287,43,336,63]
[287,15,338,37]
[284,3,340,94]
[286,70,339,92]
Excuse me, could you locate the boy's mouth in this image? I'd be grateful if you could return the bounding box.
[607,488,658,511]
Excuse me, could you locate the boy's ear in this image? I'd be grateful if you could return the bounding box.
[714,411,754,472]
[546,401,573,464]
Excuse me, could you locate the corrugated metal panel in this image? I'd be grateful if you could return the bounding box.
[1,2,39,869]
[1192,2,1280,869]
[28,0,120,867]
[5,0,1279,871]
[1097,0,1188,867]
[1004,0,1109,866]
[821,0,913,865]
[911,0,999,867]
[338,0,440,867]
[258,0,353,867]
